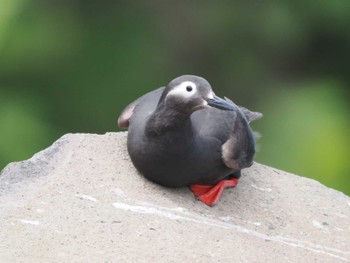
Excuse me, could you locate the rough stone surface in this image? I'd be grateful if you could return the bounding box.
[0,132,349,262]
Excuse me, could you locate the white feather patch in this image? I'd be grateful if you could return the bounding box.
[166,81,197,98]
[207,91,214,99]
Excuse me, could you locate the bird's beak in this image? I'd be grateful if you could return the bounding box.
[206,95,236,111]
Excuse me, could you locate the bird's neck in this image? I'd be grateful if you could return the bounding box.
[145,103,193,138]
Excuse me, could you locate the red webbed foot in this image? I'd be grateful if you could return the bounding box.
[189,178,239,206]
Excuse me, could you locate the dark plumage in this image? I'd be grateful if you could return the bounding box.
[118,75,262,205]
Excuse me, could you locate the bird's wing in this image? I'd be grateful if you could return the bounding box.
[224,97,263,123]
[117,87,165,128]
[118,97,142,128]
[221,115,256,170]
[238,106,263,123]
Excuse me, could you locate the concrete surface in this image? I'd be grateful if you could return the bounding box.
[0,132,349,262]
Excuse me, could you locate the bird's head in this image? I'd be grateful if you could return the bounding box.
[160,75,236,114]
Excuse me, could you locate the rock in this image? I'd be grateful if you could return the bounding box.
[0,132,349,262]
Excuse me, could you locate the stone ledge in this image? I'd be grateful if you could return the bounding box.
[0,132,349,262]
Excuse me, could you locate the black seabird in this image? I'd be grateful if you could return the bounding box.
[118,75,262,206]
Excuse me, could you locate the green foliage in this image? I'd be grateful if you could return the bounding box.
[0,91,58,167]
[255,80,350,194]
[0,1,349,195]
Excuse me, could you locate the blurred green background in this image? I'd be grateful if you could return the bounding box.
[0,1,349,195]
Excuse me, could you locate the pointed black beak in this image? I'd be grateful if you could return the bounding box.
[207,95,236,111]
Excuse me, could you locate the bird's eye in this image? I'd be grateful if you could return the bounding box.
[186,86,193,92]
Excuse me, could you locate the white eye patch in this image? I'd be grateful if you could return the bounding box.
[166,81,197,98]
